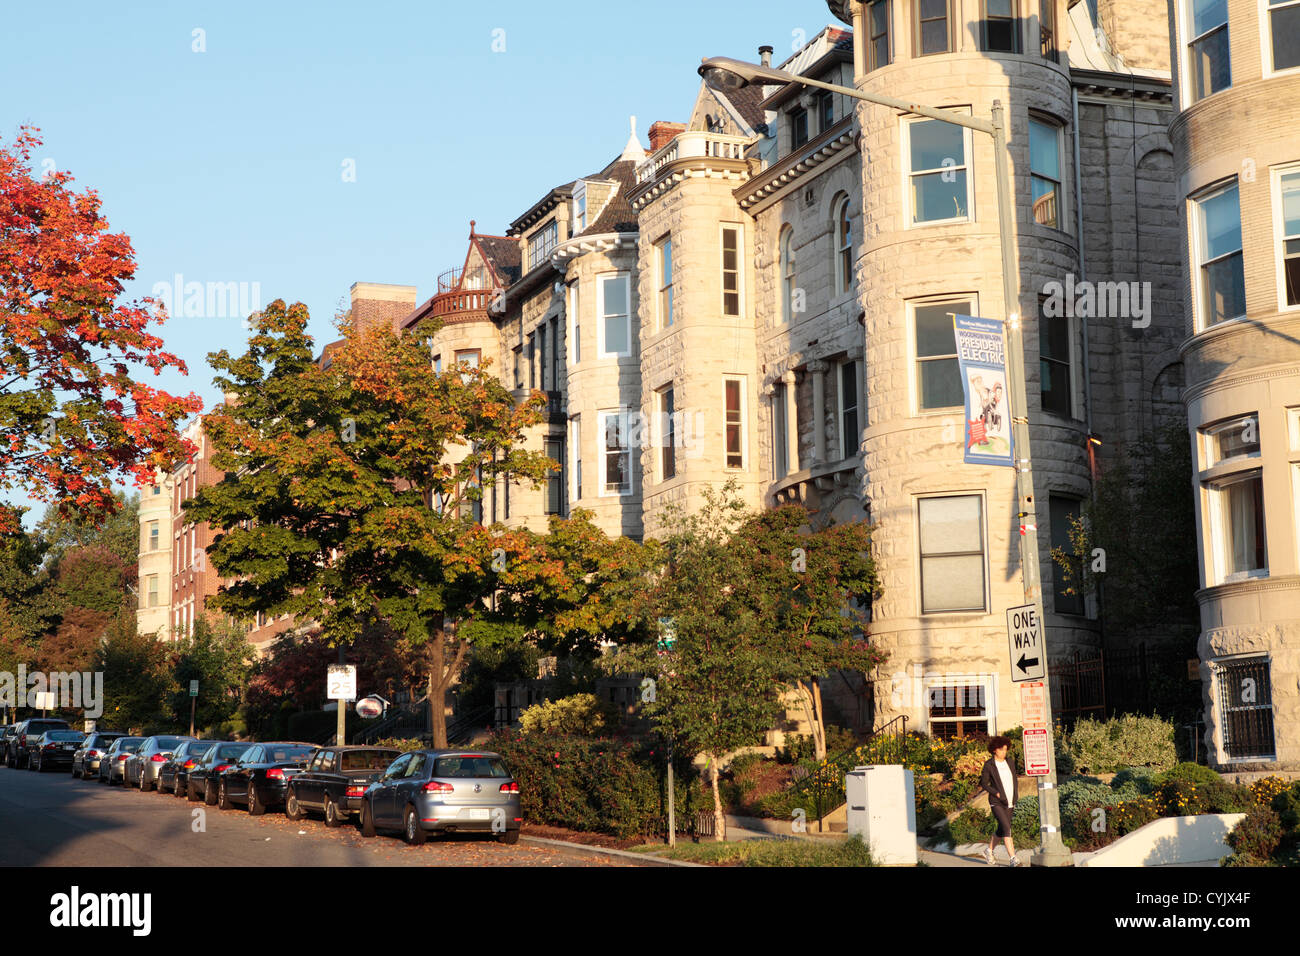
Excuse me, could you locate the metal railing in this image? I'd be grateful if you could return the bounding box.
[635,131,750,184]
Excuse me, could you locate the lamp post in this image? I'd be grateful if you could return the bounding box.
[699,56,1071,867]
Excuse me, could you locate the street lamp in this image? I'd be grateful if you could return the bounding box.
[700,56,1071,868]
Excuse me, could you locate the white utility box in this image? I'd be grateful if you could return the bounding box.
[845,765,917,865]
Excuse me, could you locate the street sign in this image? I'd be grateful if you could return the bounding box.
[355,696,384,719]
[656,617,676,651]
[1006,603,1045,682]
[1023,727,1050,776]
[1019,681,1047,729]
[33,691,55,710]
[189,680,199,698]
[326,665,357,701]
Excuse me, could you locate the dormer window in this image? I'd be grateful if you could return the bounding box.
[528,220,558,270]
[817,90,834,132]
[573,187,587,232]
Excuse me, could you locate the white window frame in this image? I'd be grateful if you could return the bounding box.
[570,415,582,502]
[1259,0,1300,78]
[908,293,979,416]
[724,376,747,470]
[779,226,795,324]
[866,0,892,71]
[832,195,854,296]
[656,235,673,331]
[916,492,989,615]
[598,408,633,497]
[923,673,998,738]
[1205,469,1268,585]
[914,0,953,57]
[1287,405,1300,451]
[981,0,1021,53]
[573,182,588,232]
[721,223,744,317]
[837,359,861,460]
[1201,414,1262,469]
[596,272,632,359]
[527,220,558,271]
[566,281,581,364]
[656,385,676,482]
[1028,115,1066,232]
[772,381,789,478]
[1178,0,1232,105]
[1190,179,1246,332]
[902,108,975,228]
[1039,304,1081,421]
[1271,162,1300,313]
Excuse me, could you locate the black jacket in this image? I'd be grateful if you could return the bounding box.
[977,756,1018,809]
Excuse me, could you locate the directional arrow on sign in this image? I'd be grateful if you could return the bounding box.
[1016,654,1040,673]
[1006,603,1046,682]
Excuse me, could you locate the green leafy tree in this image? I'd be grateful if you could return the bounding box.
[166,615,255,730]
[0,521,54,667]
[35,491,140,572]
[186,301,552,747]
[94,609,169,731]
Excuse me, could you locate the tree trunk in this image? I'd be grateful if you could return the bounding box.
[795,681,827,761]
[425,618,469,749]
[709,753,725,842]
[811,677,827,761]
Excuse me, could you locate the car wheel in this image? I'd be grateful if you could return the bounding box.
[177,778,189,799]
[139,769,150,792]
[218,779,233,811]
[324,795,342,828]
[248,781,264,816]
[359,799,376,838]
[498,828,520,845]
[404,805,426,846]
[205,780,218,806]
[285,788,304,821]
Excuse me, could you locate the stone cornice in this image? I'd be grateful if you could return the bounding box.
[737,126,857,210]
[1196,575,1300,608]
[630,164,750,211]
[549,232,639,272]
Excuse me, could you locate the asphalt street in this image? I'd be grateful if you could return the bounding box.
[0,763,639,867]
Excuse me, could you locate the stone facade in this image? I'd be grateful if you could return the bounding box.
[1168,0,1300,770]
[135,470,173,640]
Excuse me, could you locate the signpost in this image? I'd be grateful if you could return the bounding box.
[1019,681,1050,777]
[189,680,199,738]
[327,665,357,747]
[1006,604,1045,682]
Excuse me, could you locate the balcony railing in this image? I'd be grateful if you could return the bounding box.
[635,130,751,185]
[431,288,497,320]
[437,267,463,293]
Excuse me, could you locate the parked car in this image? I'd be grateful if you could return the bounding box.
[5,718,71,769]
[97,736,144,784]
[187,742,254,804]
[357,749,521,845]
[158,739,215,795]
[285,746,400,827]
[0,723,20,765]
[123,735,194,791]
[216,742,315,815]
[72,732,125,779]
[26,729,85,771]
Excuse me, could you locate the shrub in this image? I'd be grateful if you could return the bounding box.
[1226,806,1284,862]
[1251,776,1290,807]
[1156,761,1221,787]
[517,694,612,737]
[947,808,995,845]
[373,737,424,752]
[1111,797,1160,835]
[488,729,699,839]
[1060,780,1127,819]
[1011,796,1041,847]
[1111,766,1159,794]
[1059,715,1177,774]
[953,751,985,780]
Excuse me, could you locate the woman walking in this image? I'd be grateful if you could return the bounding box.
[974,735,1021,866]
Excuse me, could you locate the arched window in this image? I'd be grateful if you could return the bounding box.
[834,195,853,294]
[780,226,796,323]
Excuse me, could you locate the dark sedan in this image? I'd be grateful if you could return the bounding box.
[98,736,144,784]
[159,739,215,795]
[186,742,254,804]
[72,732,125,779]
[27,730,85,771]
[285,746,400,827]
[124,735,194,791]
[6,718,70,768]
[358,749,521,845]
[217,742,315,815]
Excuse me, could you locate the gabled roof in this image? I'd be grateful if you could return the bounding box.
[571,158,639,238]
[475,232,521,287]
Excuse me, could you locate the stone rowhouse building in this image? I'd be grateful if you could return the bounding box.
[391,2,1189,741]
[136,283,418,654]
[1168,0,1300,770]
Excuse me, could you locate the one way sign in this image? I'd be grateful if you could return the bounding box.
[1006,604,1045,682]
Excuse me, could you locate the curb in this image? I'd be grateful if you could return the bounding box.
[519,834,707,867]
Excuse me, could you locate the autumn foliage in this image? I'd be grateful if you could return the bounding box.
[0,127,202,533]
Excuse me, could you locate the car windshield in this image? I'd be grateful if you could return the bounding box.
[117,738,144,751]
[92,735,123,746]
[29,722,68,734]
[182,741,212,755]
[153,736,186,749]
[48,731,84,741]
[340,750,399,771]
[264,746,313,763]
[432,756,510,779]
[212,744,251,760]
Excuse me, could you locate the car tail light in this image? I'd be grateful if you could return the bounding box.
[499,782,519,793]
[183,759,197,769]
[117,754,129,761]
[88,750,100,758]
[44,743,57,751]
[266,768,285,780]
[151,754,167,762]
[346,785,367,797]
[214,764,231,772]
[422,780,454,793]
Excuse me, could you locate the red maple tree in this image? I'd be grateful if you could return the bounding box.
[0,127,202,532]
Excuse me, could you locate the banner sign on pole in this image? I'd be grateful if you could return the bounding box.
[953,315,1014,467]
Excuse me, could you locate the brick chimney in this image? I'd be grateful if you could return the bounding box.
[647,121,686,153]
[349,282,419,335]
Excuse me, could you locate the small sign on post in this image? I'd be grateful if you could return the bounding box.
[327,665,357,701]
[189,680,199,698]
[1019,681,1047,728]
[1006,603,1045,682]
[1023,727,1051,776]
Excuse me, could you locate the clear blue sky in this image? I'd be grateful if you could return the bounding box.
[2,0,833,525]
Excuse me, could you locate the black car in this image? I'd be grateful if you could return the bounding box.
[285,746,400,827]
[358,749,521,845]
[217,742,315,815]
[158,739,215,795]
[72,732,125,779]
[0,723,19,765]
[98,736,144,784]
[5,718,71,768]
[27,730,85,771]
[186,742,254,804]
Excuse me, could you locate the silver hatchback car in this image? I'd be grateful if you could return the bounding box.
[358,750,521,845]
